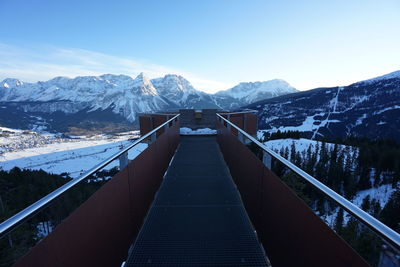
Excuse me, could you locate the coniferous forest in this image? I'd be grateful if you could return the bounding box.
[0,133,399,266]
[0,167,117,267]
[258,132,400,266]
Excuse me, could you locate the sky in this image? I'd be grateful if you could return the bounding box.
[0,0,399,93]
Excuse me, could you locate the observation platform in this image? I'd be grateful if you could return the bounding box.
[126,136,268,266]
[3,109,396,267]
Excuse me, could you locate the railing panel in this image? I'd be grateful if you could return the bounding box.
[14,124,180,267]
[229,116,243,136]
[259,167,368,266]
[139,116,152,136]
[15,167,133,267]
[216,120,369,267]
[244,113,257,136]
[217,123,263,222]
[128,123,180,233]
[152,114,168,137]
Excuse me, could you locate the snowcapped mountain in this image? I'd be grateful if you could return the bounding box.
[0,73,297,133]
[0,73,219,116]
[214,79,298,109]
[248,70,400,141]
[151,74,219,109]
[359,70,400,84]
[0,73,171,124]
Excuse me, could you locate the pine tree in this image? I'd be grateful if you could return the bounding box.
[290,141,296,163]
[380,189,400,233]
[334,208,344,235]
[361,195,371,212]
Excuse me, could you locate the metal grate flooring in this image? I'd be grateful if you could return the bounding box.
[125,136,268,266]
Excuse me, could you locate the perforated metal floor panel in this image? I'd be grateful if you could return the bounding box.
[125,136,268,266]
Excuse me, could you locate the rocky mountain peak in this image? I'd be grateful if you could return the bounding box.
[1,78,23,88]
[132,73,157,96]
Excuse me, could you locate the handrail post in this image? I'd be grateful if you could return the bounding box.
[118,151,129,170]
[227,114,231,132]
[262,150,272,170]
[150,132,156,143]
[244,114,248,133]
[238,131,245,144]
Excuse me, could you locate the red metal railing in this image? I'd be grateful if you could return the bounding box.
[14,122,180,267]
[216,120,369,267]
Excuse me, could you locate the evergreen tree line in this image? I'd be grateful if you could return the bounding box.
[0,167,117,267]
[261,130,303,141]
[263,139,400,266]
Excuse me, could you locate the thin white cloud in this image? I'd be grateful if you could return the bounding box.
[0,43,233,93]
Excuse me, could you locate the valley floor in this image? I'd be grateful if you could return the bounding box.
[0,129,146,178]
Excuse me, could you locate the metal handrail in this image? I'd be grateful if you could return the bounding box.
[217,113,400,251]
[0,114,180,238]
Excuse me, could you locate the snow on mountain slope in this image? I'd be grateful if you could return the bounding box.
[322,183,397,228]
[0,73,171,122]
[261,137,397,228]
[151,74,219,109]
[0,78,23,89]
[263,138,341,153]
[248,70,400,141]
[351,184,396,209]
[359,70,400,84]
[0,73,222,128]
[262,138,357,165]
[215,79,297,108]
[0,73,298,132]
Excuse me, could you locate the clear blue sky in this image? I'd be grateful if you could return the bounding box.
[1,0,399,92]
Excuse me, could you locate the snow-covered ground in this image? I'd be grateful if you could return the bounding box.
[262,137,357,161]
[257,112,341,138]
[0,129,146,178]
[0,126,65,154]
[322,183,397,227]
[263,138,324,152]
[351,183,396,209]
[0,126,140,156]
[180,127,217,135]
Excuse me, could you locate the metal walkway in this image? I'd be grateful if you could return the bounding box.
[126,136,268,266]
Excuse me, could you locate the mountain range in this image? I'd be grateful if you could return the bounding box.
[1,70,399,141]
[0,73,297,134]
[248,71,400,141]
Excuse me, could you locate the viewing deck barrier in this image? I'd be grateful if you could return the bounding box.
[0,115,180,266]
[217,113,400,266]
[1,110,399,267]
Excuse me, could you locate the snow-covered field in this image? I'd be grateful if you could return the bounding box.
[0,128,147,178]
[263,138,326,152]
